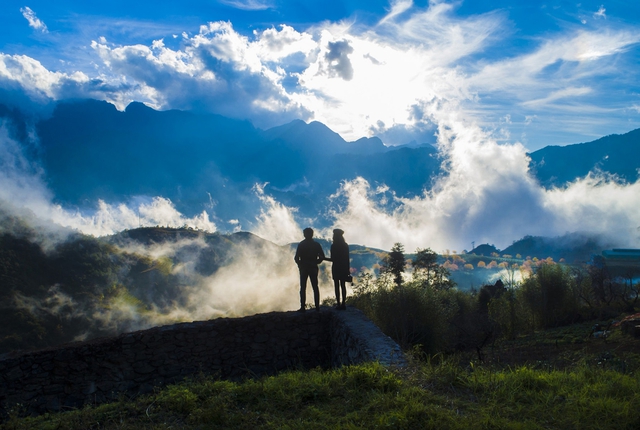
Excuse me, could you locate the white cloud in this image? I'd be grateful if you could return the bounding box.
[462,28,640,144]
[0,125,216,238]
[252,25,316,61]
[325,100,640,251]
[379,0,414,25]
[27,195,218,238]
[0,54,70,99]
[468,31,639,94]
[522,87,592,108]
[3,2,640,146]
[594,5,606,19]
[88,22,310,126]
[0,53,151,112]
[325,99,549,251]
[291,5,494,142]
[20,6,48,33]
[218,0,273,11]
[250,183,303,245]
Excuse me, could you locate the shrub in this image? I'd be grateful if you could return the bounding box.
[488,288,528,339]
[518,263,580,329]
[368,281,456,353]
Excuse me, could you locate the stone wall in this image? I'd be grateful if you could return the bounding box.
[332,307,406,367]
[0,307,404,417]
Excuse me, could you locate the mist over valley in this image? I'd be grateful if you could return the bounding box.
[0,208,617,356]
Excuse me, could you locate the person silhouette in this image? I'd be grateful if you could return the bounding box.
[294,227,325,312]
[324,228,350,310]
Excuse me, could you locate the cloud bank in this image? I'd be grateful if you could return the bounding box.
[2,1,639,147]
[324,101,640,252]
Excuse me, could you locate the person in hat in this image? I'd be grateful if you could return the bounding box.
[294,227,325,312]
[325,228,350,310]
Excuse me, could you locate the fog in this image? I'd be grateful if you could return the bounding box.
[325,101,640,252]
[9,229,340,342]
[0,122,216,238]
[111,234,318,319]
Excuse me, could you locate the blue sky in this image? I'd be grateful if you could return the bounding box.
[2,1,640,150]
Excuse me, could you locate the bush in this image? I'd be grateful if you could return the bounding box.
[518,263,580,329]
[352,245,636,355]
[371,281,456,353]
[488,288,528,339]
[350,270,478,354]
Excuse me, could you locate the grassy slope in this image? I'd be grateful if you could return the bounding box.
[5,321,640,430]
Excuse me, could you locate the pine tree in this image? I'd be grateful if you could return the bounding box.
[383,242,406,287]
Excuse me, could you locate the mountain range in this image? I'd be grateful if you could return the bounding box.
[470,233,612,264]
[528,128,640,187]
[1,98,639,229]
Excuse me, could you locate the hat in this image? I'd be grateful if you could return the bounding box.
[333,228,344,235]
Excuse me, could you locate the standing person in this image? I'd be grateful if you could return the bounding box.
[294,227,325,312]
[325,228,350,310]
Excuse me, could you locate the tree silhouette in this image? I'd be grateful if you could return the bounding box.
[383,242,406,287]
[412,247,454,291]
[412,247,438,278]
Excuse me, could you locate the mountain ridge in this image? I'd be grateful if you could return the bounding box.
[528,128,640,187]
[1,98,639,231]
[24,99,445,224]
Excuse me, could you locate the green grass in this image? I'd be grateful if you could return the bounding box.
[4,359,640,430]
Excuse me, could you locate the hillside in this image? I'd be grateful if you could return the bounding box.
[528,128,640,187]
[0,211,394,356]
[0,201,625,355]
[0,215,301,355]
[470,233,612,263]
[500,233,612,263]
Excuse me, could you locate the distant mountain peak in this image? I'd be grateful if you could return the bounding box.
[529,127,640,188]
[125,101,154,113]
[341,136,387,154]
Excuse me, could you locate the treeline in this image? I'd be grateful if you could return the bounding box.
[348,243,639,357]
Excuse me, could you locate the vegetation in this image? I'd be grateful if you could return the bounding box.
[5,352,640,429]
[2,235,640,429]
[350,243,640,357]
[1,213,624,355]
[380,242,406,287]
[0,226,186,354]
